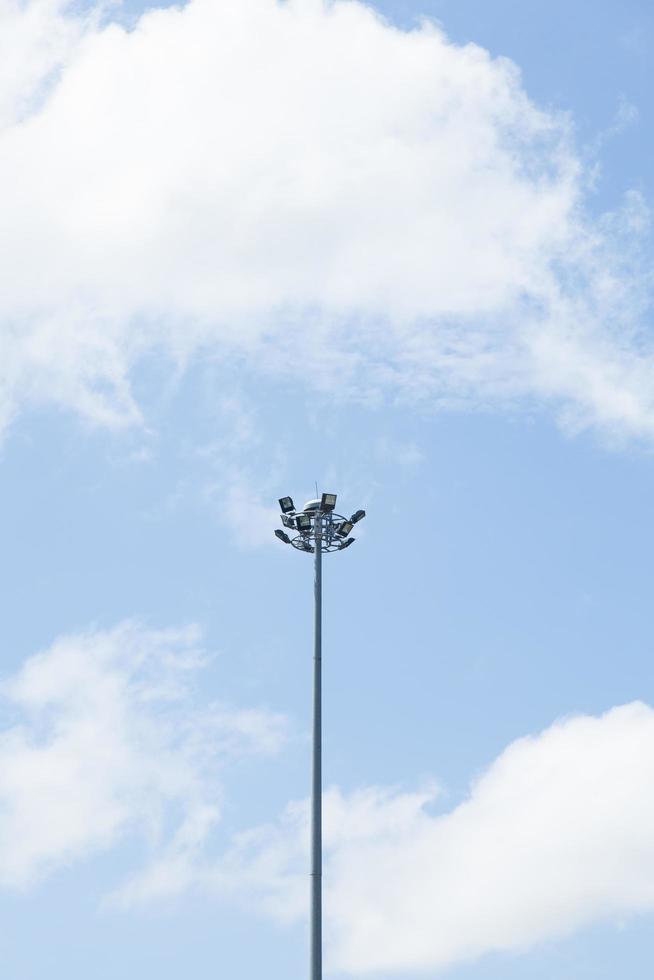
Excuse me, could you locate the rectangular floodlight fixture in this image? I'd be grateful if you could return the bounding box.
[320,493,337,512]
[279,496,295,514]
[350,509,366,524]
[337,520,354,538]
[296,512,313,532]
[281,514,296,529]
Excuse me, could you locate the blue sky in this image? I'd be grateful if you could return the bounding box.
[1,0,654,977]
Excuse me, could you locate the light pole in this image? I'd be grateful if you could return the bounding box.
[275,492,366,980]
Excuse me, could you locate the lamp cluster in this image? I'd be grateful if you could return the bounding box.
[274,493,366,553]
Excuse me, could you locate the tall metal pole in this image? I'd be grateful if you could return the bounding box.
[275,493,365,977]
[311,513,322,980]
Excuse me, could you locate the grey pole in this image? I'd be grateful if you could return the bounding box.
[311,512,323,980]
[274,493,365,979]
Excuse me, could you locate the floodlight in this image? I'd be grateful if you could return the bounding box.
[336,520,354,538]
[350,509,366,524]
[281,514,296,529]
[339,538,355,549]
[296,512,313,532]
[274,529,291,544]
[279,496,295,514]
[320,492,337,512]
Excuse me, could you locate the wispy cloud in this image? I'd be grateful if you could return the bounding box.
[0,0,651,442]
[375,436,425,467]
[0,620,287,890]
[195,393,287,548]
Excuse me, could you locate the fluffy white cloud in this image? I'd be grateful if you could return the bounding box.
[21,626,654,975]
[0,620,286,889]
[0,0,652,440]
[206,702,654,974]
[0,0,87,129]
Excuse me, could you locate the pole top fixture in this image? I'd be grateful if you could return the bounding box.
[274,490,365,554]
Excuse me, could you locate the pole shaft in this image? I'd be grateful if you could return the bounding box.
[311,518,322,980]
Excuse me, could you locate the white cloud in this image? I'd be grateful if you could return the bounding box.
[0,620,286,889]
[23,632,651,975]
[205,702,654,975]
[0,0,651,441]
[0,0,86,130]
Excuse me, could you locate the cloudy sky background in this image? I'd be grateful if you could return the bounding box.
[1,0,654,977]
